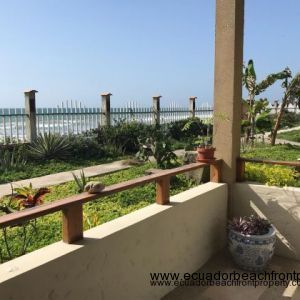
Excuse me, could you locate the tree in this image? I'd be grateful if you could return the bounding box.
[270,71,300,145]
[243,60,289,144]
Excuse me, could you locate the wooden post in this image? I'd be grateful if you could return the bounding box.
[236,159,245,182]
[156,176,170,205]
[189,96,197,118]
[62,204,83,243]
[24,90,38,142]
[101,92,112,127]
[152,95,161,126]
[210,161,222,183]
[213,0,244,184]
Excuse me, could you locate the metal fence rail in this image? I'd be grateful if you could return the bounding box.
[36,104,101,135]
[0,98,214,144]
[161,106,189,124]
[110,103,153,125]
[0,108,26,143]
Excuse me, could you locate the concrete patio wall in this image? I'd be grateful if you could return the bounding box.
[232,183,300,261]
[0,182,227,300]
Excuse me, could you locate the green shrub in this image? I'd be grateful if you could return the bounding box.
[0,146,27,172]
[256,114,273,133]
[101,143,125,157]
[93,120,153,154]
[27,133,71,160]
[136,127,178,169]
[169,117,208,140]
[68,134,103,159]
[245,163,299,187]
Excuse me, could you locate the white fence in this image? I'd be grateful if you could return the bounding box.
[0,101,213,144]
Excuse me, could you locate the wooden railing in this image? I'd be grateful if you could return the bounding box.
[237,157,300,182]
[0,160,222,244]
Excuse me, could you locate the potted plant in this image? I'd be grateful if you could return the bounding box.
[195,136,216,161]
[228,215,276,272]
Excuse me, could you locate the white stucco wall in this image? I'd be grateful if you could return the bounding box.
[232,183,300,261]
[0,182,227,300]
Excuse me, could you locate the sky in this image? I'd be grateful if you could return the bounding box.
[0,0,299,108]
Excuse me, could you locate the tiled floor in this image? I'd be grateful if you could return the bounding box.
[163,252,300,300]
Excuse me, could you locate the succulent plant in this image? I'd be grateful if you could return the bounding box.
[27,133,71,160]
[228,215,271,235]
[72,169,88,193]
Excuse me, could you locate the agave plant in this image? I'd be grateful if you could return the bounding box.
[27,133,71,160]
[72,169,88,193]
[228,215,271,235]
[14,183,50,208]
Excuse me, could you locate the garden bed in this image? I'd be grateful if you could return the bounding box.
[0,163,198,263]
[241,144,300,187]
[0,119,196,184]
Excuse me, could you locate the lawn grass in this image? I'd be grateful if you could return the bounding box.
[0,163,198,263]
[241,143,300,187]
[241,143,300,161]
[277,129,300,143]
[0,156,126,184]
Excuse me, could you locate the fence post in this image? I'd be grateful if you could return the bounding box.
[152,95,161,125]
[236,159,245,182]
[62,204,83,243]
[156,176,170,205]
[101,92,112,126]
[24,90,38,142]
[189,96,197,118]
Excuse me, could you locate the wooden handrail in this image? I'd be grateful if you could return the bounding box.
[237,157,300,182]
[0,160,222,243]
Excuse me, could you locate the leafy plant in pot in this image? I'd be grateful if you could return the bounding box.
[195,136,215,161]
[228,215,276,272]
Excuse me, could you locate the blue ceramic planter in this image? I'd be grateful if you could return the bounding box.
[228,225,276,272]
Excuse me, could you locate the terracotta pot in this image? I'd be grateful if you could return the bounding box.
[196,147,216,161]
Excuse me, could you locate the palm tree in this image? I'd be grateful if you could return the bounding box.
[243,60,290,144]
[270,71,300,145]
